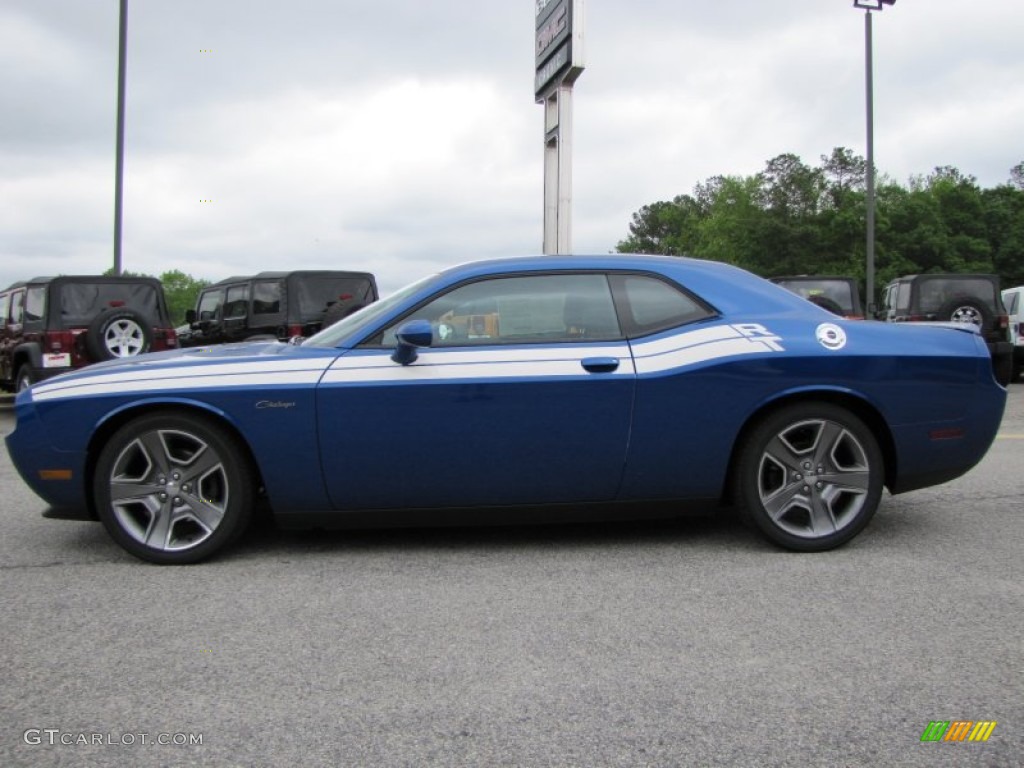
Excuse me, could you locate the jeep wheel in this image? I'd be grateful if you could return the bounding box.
[15,365,36,392]
[86,308,154,360]
[939,298,992,331]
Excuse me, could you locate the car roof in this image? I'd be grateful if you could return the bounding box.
[430,254,809,317]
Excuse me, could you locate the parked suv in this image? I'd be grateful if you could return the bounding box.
[769,276,864,319]
[879,274,1013,385]
[181,270,378,347]
[1002,285,1023,382]
[0,275,178,392]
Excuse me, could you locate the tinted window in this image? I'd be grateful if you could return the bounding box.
[57,282,161,326]
[296,276,376,321]
[197,290,223,321]
[9,291,25,324]
[614,275,713,336]
[252,281,282,315]
[24,287,46,323]
[896,282,912,311]
[916,278,996,313]
[774,279,856,313]
[224,285,249,319]
[378,273,619,347]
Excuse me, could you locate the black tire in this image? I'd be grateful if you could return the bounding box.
[807,295,844,316]
[734,402,884,552]
[15,365,36,392]
[938,297,992,331]
[993,349,1014,387]
[94,411,254,564]
[85,308,154,361]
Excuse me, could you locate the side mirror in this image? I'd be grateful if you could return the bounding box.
[391,319,433,365]
[185,309,196,324]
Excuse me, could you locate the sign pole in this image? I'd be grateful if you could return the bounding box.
[535,0,584,255]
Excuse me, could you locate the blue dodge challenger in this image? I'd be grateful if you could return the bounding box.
[5,255,1007,563]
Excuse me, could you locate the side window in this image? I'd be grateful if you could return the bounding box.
[896,282,911,311]
[613,275,714,336]
[1005,292,1019,314]
[0,293,9,325]
[376,273,620,347]
[9,291,25,325]
[223,285,249,319]
[252,280,282,315]
[24,287,46,323]
[197,290,223,321]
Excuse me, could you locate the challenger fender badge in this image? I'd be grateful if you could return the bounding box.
[816,323,846,351]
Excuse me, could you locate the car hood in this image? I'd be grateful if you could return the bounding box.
[19,340,343,405]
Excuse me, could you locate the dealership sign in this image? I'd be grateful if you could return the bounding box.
[535,0,584,99]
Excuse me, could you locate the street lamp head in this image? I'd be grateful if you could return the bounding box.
[853,0,895,9]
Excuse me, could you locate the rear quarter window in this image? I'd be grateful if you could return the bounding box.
[613,274,714,337]
[24,287,46,322]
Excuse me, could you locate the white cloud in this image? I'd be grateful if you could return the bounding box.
[2,0,1023,293]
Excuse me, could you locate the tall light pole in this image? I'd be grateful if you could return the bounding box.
[852,0,894,312]
[113,0,128,276]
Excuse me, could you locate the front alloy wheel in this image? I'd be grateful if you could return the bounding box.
[94,412,253,563]
[735,403,883,551]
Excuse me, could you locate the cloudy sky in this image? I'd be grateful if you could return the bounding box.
[2,0,1022,294]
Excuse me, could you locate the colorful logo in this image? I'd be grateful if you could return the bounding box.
[921,721,997,742]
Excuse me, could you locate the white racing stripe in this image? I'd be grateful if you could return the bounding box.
[321,345,634,384]
[27,324,785,401]
[30,360,329,402]
[631,325,785,375]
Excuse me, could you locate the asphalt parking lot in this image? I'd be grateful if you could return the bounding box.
[0,387,1021,767]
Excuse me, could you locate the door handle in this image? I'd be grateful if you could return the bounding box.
[581,357,620,373]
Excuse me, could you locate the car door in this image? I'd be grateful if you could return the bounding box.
[316,272,636,511]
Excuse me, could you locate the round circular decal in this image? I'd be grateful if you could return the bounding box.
[816,323,847,351]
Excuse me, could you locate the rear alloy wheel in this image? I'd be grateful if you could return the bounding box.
[735,403,883,551]
[94,412,253,564]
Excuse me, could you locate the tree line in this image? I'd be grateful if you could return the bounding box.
[616,148,1024,299]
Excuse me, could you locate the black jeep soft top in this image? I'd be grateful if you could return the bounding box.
[0,275,178,392]
[182,270,378,346]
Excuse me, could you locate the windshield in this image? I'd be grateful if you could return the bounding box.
[302,274,438,348]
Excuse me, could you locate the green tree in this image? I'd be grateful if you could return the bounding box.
[615,150,1024,295]
[1010,161,1024,190]
[616,195,704,255]
[159,270,211,324]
